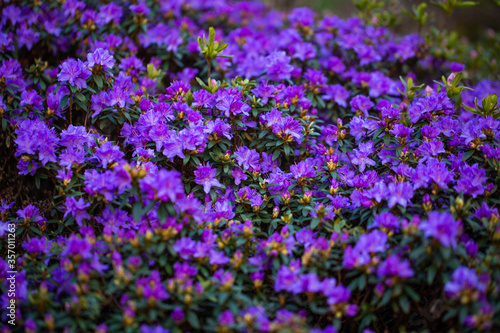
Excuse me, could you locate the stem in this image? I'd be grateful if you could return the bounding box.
[69,93,73,125]
[84,109,89,129]
[207,59,211,85]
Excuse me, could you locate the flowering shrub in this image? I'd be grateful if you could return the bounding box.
[0,0,500,332]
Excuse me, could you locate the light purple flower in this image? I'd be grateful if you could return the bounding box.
[194,163,222,193]
[57,58,91,89]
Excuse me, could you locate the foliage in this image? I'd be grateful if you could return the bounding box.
[0,0,499,332]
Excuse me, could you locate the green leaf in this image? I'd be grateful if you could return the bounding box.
[209,27,215,47]
[187,312,200,329]
[404,286,420,302]
[427,265,437,284]
[457,1,477,7]
[398,295,410,314]
[379,289,392,306]
[127,23,137,34]
[158,203,168,223]
[132,201,143,222]
[61,95,70,109]
[284,144,291,156]
[462,150,474,162]
[75,92,86,103]
[383,133,391,146]
[272,149,280,161]
[75,99,87,111]
[195,77,207,88]
[310,218,321,229]
[94,75,103,89]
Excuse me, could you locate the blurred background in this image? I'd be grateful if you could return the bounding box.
[263,0,500,41]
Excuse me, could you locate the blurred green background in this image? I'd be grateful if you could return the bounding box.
[263,0,500,41]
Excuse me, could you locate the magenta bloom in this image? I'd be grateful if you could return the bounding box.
[444,266,486,299]
[57,58,91,89]
[235,147,260,172]
[377,255,414,284]
[64,197,90,226]
[194,163,222,193]
[232,167,247,185]
[350,95,374,117]
[86,48,115,70]
[290,160,316,179]
[419,211,458,249]
[94,141,125,168]
[387,182,413,208]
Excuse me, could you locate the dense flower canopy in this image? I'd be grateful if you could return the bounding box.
[0,0,500,332]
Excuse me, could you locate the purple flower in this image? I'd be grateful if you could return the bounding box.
[216,91,251,117]
[377,255,414,284]
[275,265,300,293]
[266,51,293,81]
[205,119,232,140]
[454,164,487,198]
[162,132,185,159]
[95,207,132,233]
[293,42,317,61]
[323,84,349,107]
[16,205,46,226]
[17,24,39,51]
[20,90,43,110]
[387,182,413,208]
[86,48,115,70]
[232,167,248,185]
[444,266,486,299]
[369,211,400,230]
[351,141,376,172]
[95,141,124,168]
[253,82,277,105]
[192,89,215,108]
[290,160,316,180]
[172,237,196,259]
[171,307,185,322]
[416,140,445,161]
[213,269,234,288]
[209,249,230,265]
[464,303,493,330]
[419,211,458,249]
[64,197,90,226]
[426,159,455,190]
[14,118,59,166]
[141,169,185,202]
[91,91,111,118]
[23,237,50,256]
[218,309,235,326]
[357,230,388,253]
[234,147,260,172]
[450,62,465,72]
[475,202,498,220]
[136,271,169,302]
[389,124,413,139]
[272,116,303,143]
[57,58,91,89]
[194,163,222,193]
[109,87,133,109]
[288,7,316,27]
[350,95,374,117]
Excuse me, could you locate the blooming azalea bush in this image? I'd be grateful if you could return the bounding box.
[1,0,500,332]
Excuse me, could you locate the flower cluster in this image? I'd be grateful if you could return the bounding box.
[1,0,500,332]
